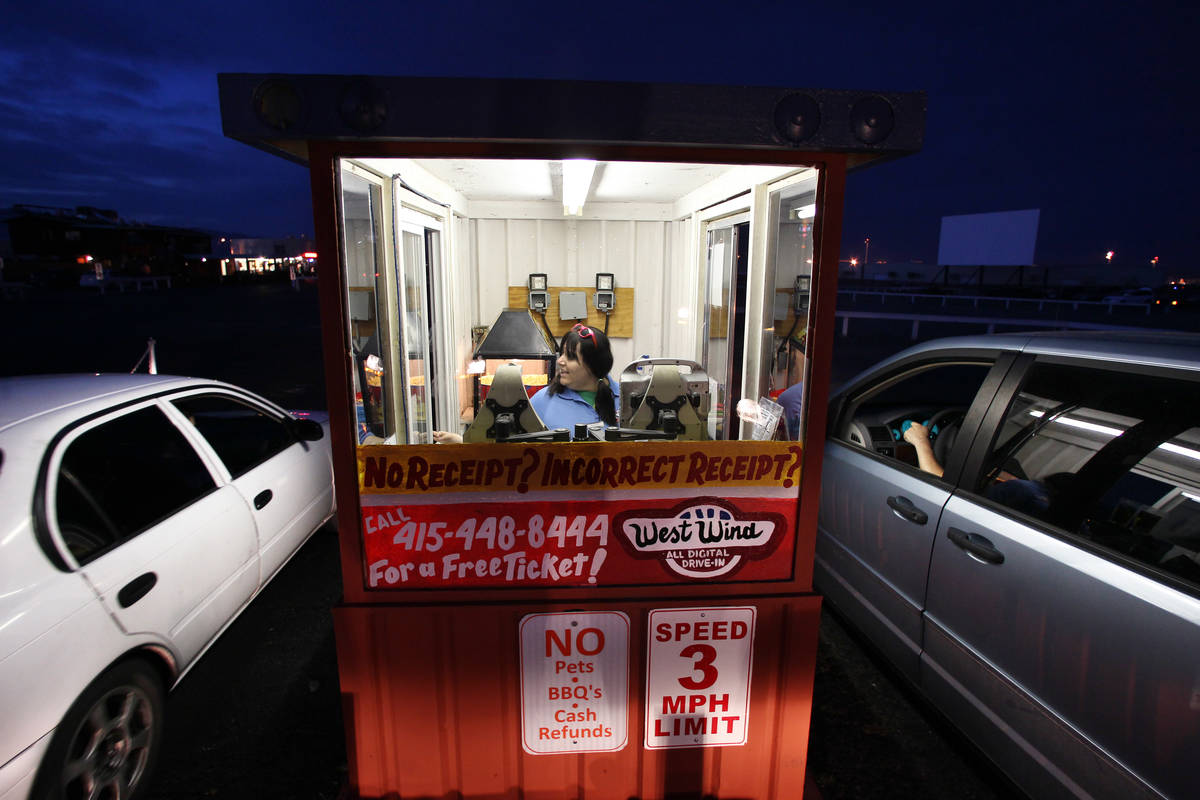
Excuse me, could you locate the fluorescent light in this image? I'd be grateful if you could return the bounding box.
[795,203,816,219]
[562,159,597,216]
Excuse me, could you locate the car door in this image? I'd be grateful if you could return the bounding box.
[49,401,260,667]
[168,391,333,582]
[816,351,1012,680]
[922,358,1200,800]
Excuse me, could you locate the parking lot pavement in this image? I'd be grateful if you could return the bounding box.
[808,608,1023,800]
[144,526,347,800]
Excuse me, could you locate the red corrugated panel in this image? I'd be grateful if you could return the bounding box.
[334,596,820,799]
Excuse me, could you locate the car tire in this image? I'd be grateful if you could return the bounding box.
[31,659,165,800]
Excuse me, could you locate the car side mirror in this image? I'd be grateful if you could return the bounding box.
[290,417,325,441]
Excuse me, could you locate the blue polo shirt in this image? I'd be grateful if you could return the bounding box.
[530,377,620,438]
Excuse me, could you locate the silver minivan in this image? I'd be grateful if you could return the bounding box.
[817,331,1200,800]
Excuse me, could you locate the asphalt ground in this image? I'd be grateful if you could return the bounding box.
[1,280,1027,798]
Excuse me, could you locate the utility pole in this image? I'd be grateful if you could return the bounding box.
[864,237,870,282]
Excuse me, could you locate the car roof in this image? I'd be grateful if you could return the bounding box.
[848,330,1200,386]
[0,374,232,433]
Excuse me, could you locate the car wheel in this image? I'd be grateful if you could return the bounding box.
[33,659,165,800]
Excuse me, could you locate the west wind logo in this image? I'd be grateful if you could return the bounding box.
[614,498,784,579]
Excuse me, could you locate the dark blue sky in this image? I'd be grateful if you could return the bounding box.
[1,1,1195,269]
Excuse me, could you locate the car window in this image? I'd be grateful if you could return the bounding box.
[172,394,295,478]
[838,361,993,473]
[56,406,215,563]
[977,363,1200,589]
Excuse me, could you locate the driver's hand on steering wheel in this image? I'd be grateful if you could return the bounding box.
[902,421,932,446]
[902,421,944,477]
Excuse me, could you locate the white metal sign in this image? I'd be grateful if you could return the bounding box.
[520,610,630,754]
[645,606,756,749]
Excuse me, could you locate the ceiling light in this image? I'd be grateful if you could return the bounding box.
[562,159,597,216]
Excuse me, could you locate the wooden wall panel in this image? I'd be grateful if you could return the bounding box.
[505,286,635,338]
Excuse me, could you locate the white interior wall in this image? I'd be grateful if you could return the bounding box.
[469,215,679,376]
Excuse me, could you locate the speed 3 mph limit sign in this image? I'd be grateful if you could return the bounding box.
[644,606,757,749]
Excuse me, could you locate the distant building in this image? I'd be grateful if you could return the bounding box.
[0,205,318,286]
[207,235,318,281]
[0,204,211,285]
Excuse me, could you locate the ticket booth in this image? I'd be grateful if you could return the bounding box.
[219,75,924,799]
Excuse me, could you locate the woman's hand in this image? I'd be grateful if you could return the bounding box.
[432,431,463,444]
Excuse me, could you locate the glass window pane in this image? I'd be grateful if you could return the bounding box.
[399,228,432,444]
[981,364,1200,589]
[173,395,294,477]
[342,171,392,442]
[766,180,816,441]
[57,407,214,556]
[840,362,993,475]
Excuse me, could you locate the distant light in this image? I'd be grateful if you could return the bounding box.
[849,258,858,267]
[303,251,318,259]
[1151,256,1159,265]
[76,255,94,264]
[201,257,207,263]
[1105,250,1115,262]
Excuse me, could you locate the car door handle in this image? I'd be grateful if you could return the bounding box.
[118,572,157,608]
[886,495,928,525]
[947,527,1005,564]
[254,489,273,510]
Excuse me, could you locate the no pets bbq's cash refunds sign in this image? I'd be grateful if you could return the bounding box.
[356,441,803,590]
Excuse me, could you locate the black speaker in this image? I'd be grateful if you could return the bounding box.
[252,79,301,132]
[773,93,822,144]
[339,79,388,133]
[849,95,895,144]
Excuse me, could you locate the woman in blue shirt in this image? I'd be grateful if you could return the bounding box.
[433,323,619,443]
[531,323,619,437]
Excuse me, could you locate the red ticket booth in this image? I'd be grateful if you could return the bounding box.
[219,75,924,799]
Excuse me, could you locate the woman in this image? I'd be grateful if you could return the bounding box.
[433,323,618,443]
[531,323,619,437]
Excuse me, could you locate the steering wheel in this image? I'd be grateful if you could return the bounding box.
[926,407,966,464]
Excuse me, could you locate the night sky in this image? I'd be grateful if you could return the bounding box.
[1,1,1195,269]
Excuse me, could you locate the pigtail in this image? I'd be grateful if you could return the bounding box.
[595,377,617,426]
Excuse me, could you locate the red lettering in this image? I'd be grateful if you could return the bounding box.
[406,457,429,489]
[363,456,386,488]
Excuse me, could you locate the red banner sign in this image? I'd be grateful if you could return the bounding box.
[357,441,802,590]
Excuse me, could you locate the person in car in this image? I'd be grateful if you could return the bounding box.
[433,323,619,442]
[905,422,1057,517]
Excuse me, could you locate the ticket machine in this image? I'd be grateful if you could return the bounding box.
[219,75,925,799]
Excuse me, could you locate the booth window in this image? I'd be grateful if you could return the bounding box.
[341,171,393,443]
[335,158,825,446]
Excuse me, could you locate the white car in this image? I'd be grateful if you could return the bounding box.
[0,375,335,800]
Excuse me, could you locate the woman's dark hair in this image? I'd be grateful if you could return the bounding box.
[548,324,617,425]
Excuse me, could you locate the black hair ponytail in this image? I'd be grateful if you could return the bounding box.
[595,376,617,426]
